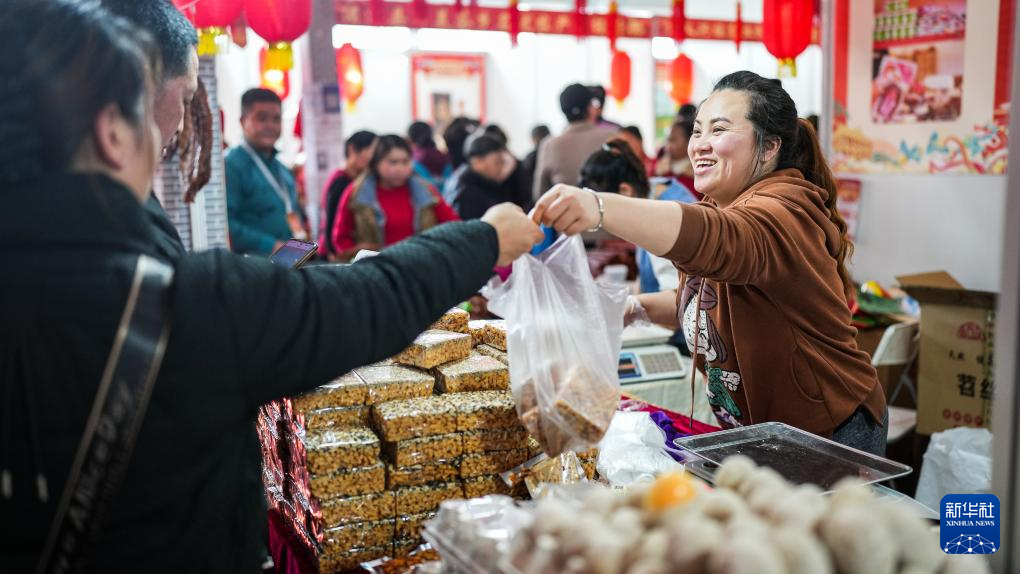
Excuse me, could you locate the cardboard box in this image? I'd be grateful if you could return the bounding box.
[899,272,997,435]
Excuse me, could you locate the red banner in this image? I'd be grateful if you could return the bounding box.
[333,0,821,44]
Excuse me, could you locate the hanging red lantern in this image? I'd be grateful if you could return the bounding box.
[259,46,290,99]
[574,0,587,40]
[193,0,244,55]
[245,0,312,71]
[609,49,631,103]
[672,0,686,45]
[670,54,693,106]
[335,43,365,109]
[761,0,813,77]
[607,0,619,51]
[734,0,743,53]
[509,0,521,46]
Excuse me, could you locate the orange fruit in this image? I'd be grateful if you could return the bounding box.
[644,471,698,512]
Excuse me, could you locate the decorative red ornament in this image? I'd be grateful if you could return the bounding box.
[245,0,312,71]
[174,0,243,55]
[371,0,385,26]
[734,0,743,53]
[230,11,248,48]
[609,49,631,103]
[670,54,693,106]
[574,0,587,39]
[412,0,428,24]
[761,0,813,77]
[509,0,521,46]
[672,0,686,45]
[335,43,365,109]
[259,46,290,99]
[607,0,619,51]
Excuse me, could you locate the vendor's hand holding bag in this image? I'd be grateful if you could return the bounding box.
[487,235,628,456]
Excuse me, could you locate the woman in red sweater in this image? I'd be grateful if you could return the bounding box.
[332,135,460,261]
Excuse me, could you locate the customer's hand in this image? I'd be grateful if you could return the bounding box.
[530,184,600,235]
[482,203,545,266]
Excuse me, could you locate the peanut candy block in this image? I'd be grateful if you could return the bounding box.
[482,320,507,351]
[460,449,530,479]
[394,481,464,515]
[448,390,519,431]
[319,491,396,528]
[304,426,380,474]
[386,460,460,489]
[430,307,470,334]
[309,461,385,501]
[355,365,435,405]
[382,432,464,467]
[304,405,370,431]
[371,396,458,442]
[434,354,509,394]
[462,474,513,499]
[474,344,508,366]
[461,427,529,454]
[294,373,366,413]
[395,330,472,369]
[395,511,437,540]
[321,518,396,554]
[319,546,390,574]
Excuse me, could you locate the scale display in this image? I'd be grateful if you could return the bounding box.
[617,345,687,384]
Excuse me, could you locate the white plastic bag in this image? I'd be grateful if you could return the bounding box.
[915,427,993,510]
[486,235,629,456]
[596,411,684,488]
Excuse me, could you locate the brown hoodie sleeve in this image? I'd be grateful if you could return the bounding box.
[665,188,825,286]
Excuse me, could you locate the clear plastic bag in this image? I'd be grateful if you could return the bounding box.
[486,235,628,456]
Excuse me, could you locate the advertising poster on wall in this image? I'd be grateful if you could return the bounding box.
[411,54,486,134]
[832,0,1013,175]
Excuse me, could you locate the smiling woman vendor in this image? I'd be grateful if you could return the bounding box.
[532,71,888,456]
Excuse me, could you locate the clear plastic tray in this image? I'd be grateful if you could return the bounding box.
[672,422,911,491]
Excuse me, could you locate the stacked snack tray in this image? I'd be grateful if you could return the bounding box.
[481,321,507,351]
[303,426,380,474]
[577,447,599,480]
[293,372,367,414]
[355,365,435,405]
[460,449,530,479]
[319,491,396,528]
[304,405,370,431]
[461,427,529,454]
[321,518,396,555]
[462,475,514,498]
[394,330,472,369]
[394,481,464,515]
[395,511,437,541]
[434,355,509,394]
[430,308,470,334]
[391,537,424,559]
[386,460,460,489]
[447,391,519,431]
[473,344,508,366]
[382,432,464,467]
[319,544,391,574]
[371,396,458,442]
[309,461,386,501]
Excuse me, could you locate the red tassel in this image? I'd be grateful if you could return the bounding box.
[575,0,587,39]
[607,0,618,51]
[735,0,743,53]
[412,0,427,24]
[509,0,520,46]
[673,0,686,44]
[371,0,385,27]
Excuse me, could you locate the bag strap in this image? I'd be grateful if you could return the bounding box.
[36,255,174,574]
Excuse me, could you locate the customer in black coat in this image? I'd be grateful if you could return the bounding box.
[0,2,543,572]
[446,136,533,220]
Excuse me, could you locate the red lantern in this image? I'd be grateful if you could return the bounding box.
[672,0,686,45]
[245,0,312,71]
[509,0,521,46]
[734,0,743,53]
[260,46,290,99]
[335,43,365,109]
[607,0,619,51]
[761,0,813,77]
[609,50,631,103]
[194,0,244,55]
[670,54,693,106]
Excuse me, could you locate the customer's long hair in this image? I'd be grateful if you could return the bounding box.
[712,71,853,301]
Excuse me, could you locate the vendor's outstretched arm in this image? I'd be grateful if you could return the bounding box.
[530,185,685,257]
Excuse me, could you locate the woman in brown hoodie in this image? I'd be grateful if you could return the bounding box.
[532,71,888,455]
